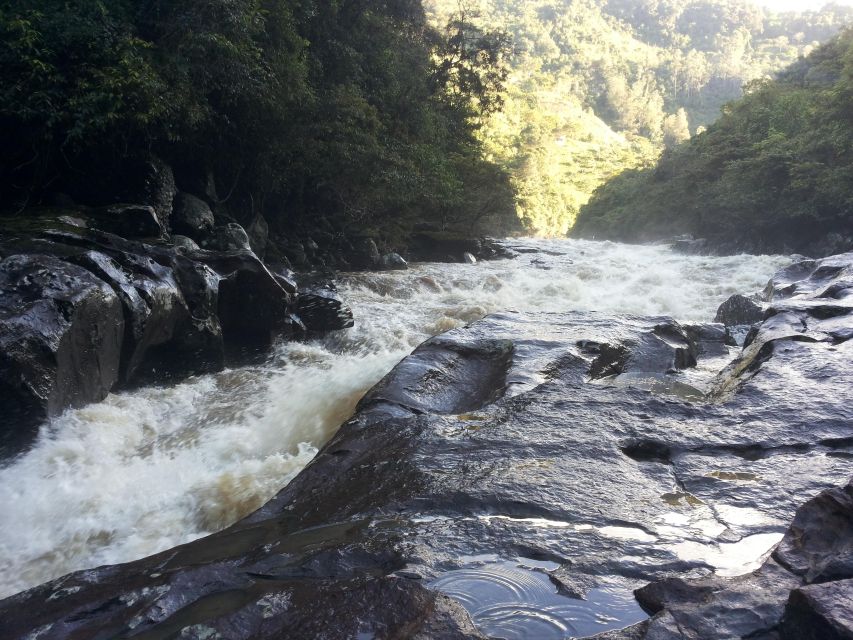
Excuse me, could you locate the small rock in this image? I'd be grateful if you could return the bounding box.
[214,223,252,252]
[295,285,355,332]
[91,204,164,238]
[172,235,201,253]
[780,579,853,640]
[246,215,269,258]
[380,253,408,270]
[715,294,765,326]
[463,252,477,264]
[172,193,215,240]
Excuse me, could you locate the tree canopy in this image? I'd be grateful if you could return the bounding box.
[426,0,853,236]
[573,27,853,254]
[0,0,519,247]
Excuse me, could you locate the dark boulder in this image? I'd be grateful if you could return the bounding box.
[348,236,381,269]
[171,234,201,252]
[246,215,269,258]
[194,250,296,350]
[409,231,481,263]
[67,249,189,383]
[172,193,215,240]
[715,293,765,326]
[45,231,227,382]
[0,254,124,452]
[212,223,252,253]
[380,252,408,270]
[294,283,354,332]
[780,579,853,640]
[75,246,227,383]
[89,203,165,238]
[774,481,853,583]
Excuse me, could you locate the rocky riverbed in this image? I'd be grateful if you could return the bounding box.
[1,248,851,639]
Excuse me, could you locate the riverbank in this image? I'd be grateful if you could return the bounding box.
[2,249,852,638]
[8,241,852,640]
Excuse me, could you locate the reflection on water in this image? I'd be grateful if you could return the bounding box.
[430,558,647,639]
[0,239,789,598]
[672,532,784,577]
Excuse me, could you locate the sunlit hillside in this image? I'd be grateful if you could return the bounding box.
[425,0,853,235]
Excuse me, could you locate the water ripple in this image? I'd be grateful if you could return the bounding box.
[429,559,647,639]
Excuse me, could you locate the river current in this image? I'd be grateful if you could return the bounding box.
[0,238,790,600]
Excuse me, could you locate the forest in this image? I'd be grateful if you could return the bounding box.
[426,0,853,235]
[573,26,853,255]
[0,0,519,259]
[2,0,852,250]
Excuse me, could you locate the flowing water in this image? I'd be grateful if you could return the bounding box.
[0,239,790,601]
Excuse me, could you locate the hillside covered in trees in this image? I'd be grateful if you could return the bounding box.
[573,27,853,255]
[3,0,852,250]
[426,0,853,235]
[0,0,519,262]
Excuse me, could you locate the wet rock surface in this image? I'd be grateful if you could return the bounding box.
[172,192,215,240]
[293,282,355,332]
[2,253,852,638]
[714,293,765,326]
[780,578,853,640]
[0,254,124,454]
[0,212,310,455]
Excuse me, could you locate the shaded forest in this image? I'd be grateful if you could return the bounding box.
[0,0,519,259]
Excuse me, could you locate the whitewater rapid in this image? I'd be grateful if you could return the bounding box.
[0,239,790,598]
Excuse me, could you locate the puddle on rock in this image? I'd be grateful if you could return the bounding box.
[591,372,706,402]
[672,532,783,577]
[662,491,704,507]
[706,471,760,481]
[429,559,647,639]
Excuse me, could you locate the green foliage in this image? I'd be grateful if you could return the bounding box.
[0,0,519,244]
[425,0,853,236]
[573,28,853,253]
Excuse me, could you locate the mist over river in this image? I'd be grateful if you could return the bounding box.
[0,239,790,599]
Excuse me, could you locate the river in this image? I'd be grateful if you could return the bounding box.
[0,238,790,599]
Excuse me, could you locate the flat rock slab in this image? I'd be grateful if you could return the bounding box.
[2,255,853,638]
